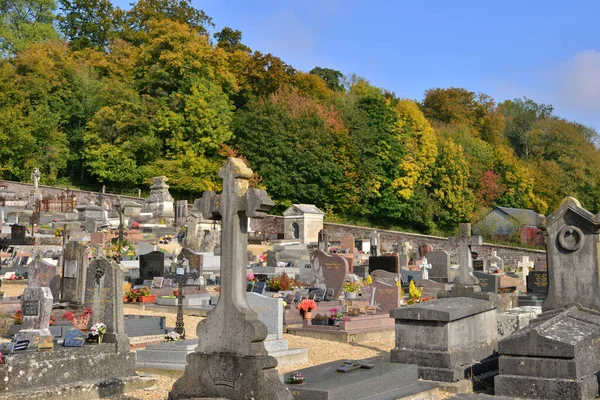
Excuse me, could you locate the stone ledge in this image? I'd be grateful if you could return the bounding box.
[0,374,156,400]
[390,297,496,322]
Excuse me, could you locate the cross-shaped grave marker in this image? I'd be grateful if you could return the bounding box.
[448,223,482,287]
[169,157,290,400]
[164,255,198,338]
[418,257,432,280]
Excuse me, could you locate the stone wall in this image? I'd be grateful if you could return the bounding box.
[0,180,142,206]
[251,216,546,267]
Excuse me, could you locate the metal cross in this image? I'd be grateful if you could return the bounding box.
[448,223,482,286]
[164,255,198,338]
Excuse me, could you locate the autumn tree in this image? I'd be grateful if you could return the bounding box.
[58,0,115,50]
[0,0,58,56]
[309,66,344,92]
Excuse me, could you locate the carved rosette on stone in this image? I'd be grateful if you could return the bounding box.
[168,158,291,400]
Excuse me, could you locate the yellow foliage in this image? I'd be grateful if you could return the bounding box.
[392,100,438,199]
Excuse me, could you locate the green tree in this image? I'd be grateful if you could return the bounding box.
[214,27,249,53]
[309,66,344,92]
[500,97,553,158]
[0,0,58,56]
[58,0,115,50]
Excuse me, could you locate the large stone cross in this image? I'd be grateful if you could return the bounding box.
[197,157,274,354]
[449,223,482,286]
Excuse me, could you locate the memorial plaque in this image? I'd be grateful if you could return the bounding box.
[368,256,399,274]
[252,281,266,295]
[152,277,164,288]
[472,260,484,271]
[473,271,500,293]
[23,300,40,316]
[64,260,78,279]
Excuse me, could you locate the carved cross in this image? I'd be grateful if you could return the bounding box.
[197,158,274,354]
[449,223,482,286]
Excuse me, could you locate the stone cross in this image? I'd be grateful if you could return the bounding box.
[518,256,533,281]
[370,230,380,256]
[448,223,482,286]
[169,157,290,399]
[318,229,328,252]
[418,257,432,280]
[197,158,274,353]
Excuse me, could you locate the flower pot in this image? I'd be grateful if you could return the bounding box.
[288,381,304,385]
[312,319,328,326]
[123,296,129,302]
[173,291,180,297]
[138,295,157,303]
[345,292,358,299]
[303,311,312,320]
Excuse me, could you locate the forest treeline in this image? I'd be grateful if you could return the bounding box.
[2,0,600,234]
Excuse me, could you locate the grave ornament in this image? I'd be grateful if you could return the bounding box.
[418,257,432,280]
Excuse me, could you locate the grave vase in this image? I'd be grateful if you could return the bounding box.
[303,311,312,320]
[345,292,358,299]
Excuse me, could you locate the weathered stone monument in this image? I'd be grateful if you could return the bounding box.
[27,168,42,209]
[61,240,89,304]
[495,197,600,399]
[28,260,60,301]
[169,157,291,399]
[14,287,53,342]
[85,258,131,353]
[282,204,324,244]
[144,176,175,224]
[390,222,498,391]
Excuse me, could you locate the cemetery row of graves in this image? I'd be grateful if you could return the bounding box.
[0,161,597,399]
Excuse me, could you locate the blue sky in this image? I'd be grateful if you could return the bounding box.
[114,0,600,129]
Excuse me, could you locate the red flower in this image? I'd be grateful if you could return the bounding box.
[297,299,317,312]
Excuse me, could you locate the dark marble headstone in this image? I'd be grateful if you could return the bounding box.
[472,259,484,272]
[312,250,349,299]
[63,329,86,347]
[139,251,165,282]
[526,270,548,294]
[10,224,26,244]
[473,271,500,293]
[252,281,266,295]
[369,255,399,274]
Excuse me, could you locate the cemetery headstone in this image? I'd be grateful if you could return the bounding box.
[472,259,484,271]
[14,287,53,343]
[312,249,349,299]
[449,223,482,293]
[84,258,129,352]
[473,271,500,293]
[526,270,548,294]
[137,242,157,257]
[247,292,283,340]
[368,255,399,274]
[89,231,106,247]
[487,251,504,273]
[180,247,204,286]
[10,224,26,244]
[339,235,355,253]
[518,255,533,282]
[61,240,88,304]
[418,257,432,280]
[418,244,433,258]
[252,281,266,295]
[426,250,450,282]
[318,229,328,252]
[28,260,60,301]
[400,270,423,285]
[369,230,379,256]
[169,157,290,399]
[370,278,402,314]
[139,250,165,283]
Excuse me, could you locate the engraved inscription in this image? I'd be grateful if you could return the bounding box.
[23,300,39,316]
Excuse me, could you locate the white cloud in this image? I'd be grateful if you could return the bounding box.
[558,50,600,111]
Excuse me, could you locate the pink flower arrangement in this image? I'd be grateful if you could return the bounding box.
[247,273,256,281]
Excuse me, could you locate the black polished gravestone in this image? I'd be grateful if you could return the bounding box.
[472,259,484,272]
[526,270,548,294]
[368,255,399,274]
[138,251,165,283]
[10,224,27,244]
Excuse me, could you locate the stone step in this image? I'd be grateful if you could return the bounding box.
[264,338,289,352]
[269,347,309,366]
